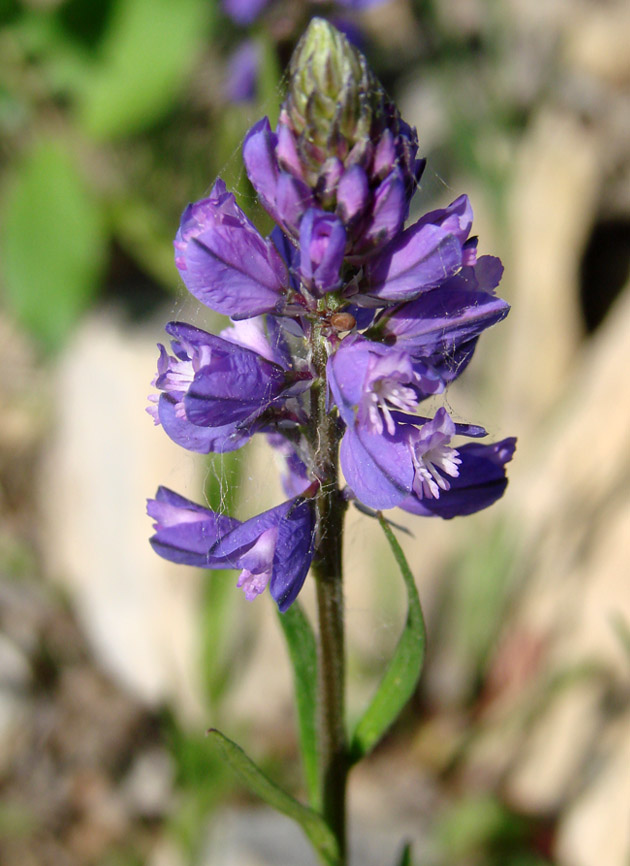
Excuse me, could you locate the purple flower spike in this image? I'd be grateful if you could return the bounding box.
[174,179,290,319]
[148,488,316,611]
[149,18,516,603]
[299,209,347,296]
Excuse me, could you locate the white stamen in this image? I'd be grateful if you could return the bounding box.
[412,442,461,500]
[236,568,271,601]
[367,378,418,435]
[162,357,195,391]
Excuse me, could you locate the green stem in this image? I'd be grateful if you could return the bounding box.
[309,321,348,864]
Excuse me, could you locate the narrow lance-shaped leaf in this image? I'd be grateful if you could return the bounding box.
[395,841,414,866]
[207,728,340,866]
[349,513,427,764]
[277,601,320,808]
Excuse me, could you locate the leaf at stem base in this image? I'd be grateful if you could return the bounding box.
[207,728,339,866]
[348,513,427,764]
[277,601,320,809]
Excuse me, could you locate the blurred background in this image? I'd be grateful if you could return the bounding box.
[0,0,629,864]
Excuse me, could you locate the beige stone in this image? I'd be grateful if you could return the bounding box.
[503,108,601,430]
[556,715,630,866]
[40,312,206,723]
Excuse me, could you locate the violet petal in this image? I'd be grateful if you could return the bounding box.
[270,498,315,611]
[399,437,516,518]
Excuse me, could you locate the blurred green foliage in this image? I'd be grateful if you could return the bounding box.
[434,794,553,866]
[76,0,209,140]
[2,139,105,350]
[165,715,237,858]
[0,0,219,352]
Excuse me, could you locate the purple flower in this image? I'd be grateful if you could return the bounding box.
[222,0,270,25]
[340,423,414,509]
[328,337,462,509]
[379,255,507,352]
[224,40,259,103]
[328,335,443,435]
[375,254,509,382]
[298,208,347,296]
[400,435,517,519]
[243,118,316,238]
[266,434,311,497]
[148,487,316,611]
[148,321,310,453]
[174,179,290,319]
[407,409,462,499]
[339,406,512,514]
[359,195,473,303]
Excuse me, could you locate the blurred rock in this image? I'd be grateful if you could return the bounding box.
[468,282,630,862]
[563,3,630,86]
[40,311,206,722]
[0,570,162,866]
[556,712,630,866]
[503,108,600,429]
[149,838,188,866]
[205,807,319,866]
[0,631,30,775]
[205,773,433,866]
[122,747,175,819]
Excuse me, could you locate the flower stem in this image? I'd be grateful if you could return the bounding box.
[309,321,348,864]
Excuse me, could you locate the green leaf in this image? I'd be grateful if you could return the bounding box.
[395,842,413,866]
[434,794,527,858]
[207,728,340,866]
[349,514,426,764]
[277,601,320,808]
[1,140,106,351]
[77,0,208,139]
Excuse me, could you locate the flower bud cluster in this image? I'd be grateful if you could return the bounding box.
[147,19,515,612]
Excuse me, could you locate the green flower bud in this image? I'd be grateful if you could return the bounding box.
[282,18,390,184]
